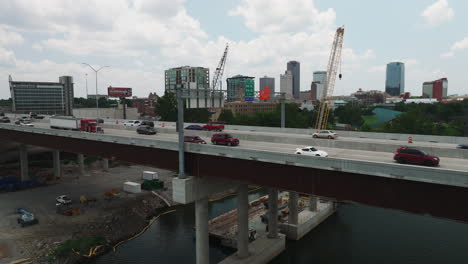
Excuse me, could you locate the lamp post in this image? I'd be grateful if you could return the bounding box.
[82,63,109,118]
[85,73,88,98]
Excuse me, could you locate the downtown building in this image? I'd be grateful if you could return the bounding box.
[385,62,405,96]
[165,66,222,108]
[259,76,275,101]
[9,75,74,115]
[422,78,448,101]
[226,75,255,102]
[312,71,327,101]
[280,71,293,100]
[287,61,300,99]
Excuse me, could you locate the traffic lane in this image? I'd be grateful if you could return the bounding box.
[23,124,468,172]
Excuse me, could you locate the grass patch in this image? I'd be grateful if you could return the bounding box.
[362,115,378,126]
[48,237,106,261]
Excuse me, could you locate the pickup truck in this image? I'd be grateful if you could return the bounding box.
[202,121,225,132]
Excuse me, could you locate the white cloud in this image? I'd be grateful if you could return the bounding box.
[421,0,454,26]
[367,65,386,73]
[0,25,24,47]
[441,37,468,58]
[0,47,16,66]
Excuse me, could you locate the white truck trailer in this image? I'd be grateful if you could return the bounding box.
[50,116,80,130]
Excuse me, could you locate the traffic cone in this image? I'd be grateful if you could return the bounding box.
[408,136,413,143]
[162,122,165,127]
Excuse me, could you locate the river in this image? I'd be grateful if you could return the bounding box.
[92,191,468,264]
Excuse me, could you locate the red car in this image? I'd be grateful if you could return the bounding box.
[393,147,440,166]
[203,121,225,131]
[184,136,206,144]
[211,133,239,146]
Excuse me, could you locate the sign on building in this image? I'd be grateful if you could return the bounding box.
[260,86,271,100]
[108,87,132,97]
[244,79,254,101]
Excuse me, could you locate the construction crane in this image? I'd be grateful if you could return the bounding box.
[315,27,344,130]
[211,43,229,107]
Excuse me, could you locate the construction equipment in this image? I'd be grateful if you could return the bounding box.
[211,43,229,107]
[315,26,345,130]
[16,208,38,227]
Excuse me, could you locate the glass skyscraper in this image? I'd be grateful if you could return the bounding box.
[385,62,405,96]
[164,66,210,108]
[287,61,300,99]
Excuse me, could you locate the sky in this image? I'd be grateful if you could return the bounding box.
[0,0,467,99]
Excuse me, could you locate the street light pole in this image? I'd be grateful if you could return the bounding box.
[280,92,286,128]
[85,73,88,98]
[82,63,109,118]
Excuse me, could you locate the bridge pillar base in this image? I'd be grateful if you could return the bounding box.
[237,184,249,258]
[195,197,209,264]
[172,176,239,204]
[53,150,60,179]
[267,189,278,239]
[19,145,29,181]
[288,192,299,225]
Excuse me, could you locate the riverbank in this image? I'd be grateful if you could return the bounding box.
[0,163,175,264]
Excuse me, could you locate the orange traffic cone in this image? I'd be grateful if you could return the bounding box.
[408,136,413,143]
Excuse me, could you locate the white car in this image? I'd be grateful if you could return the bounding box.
[15,120,34,127]
[56,195,72,205]
[312,130,338,139]
[295,146,328,157]
[123,120,141,127]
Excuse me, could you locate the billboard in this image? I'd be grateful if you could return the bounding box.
[108,87,132,97]
[260,86,271,100]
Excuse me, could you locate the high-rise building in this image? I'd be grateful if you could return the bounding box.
[422,78,448,101]
[311,81,320,103]
[313,71,327,101]
[165,66,215,108]
[9,75,74,115]
[259,76,275,100]
[226,75,255,102]
[385,62,405,96]
[287,61,300,99]
[280,71,293,100]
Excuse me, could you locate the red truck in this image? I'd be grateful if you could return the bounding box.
[202,121,225,132]
[50,116,103,133]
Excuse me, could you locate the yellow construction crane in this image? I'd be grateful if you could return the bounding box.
[315,26,344,130]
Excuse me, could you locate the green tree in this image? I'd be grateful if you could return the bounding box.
[218,109,235,123]
[154,92,178,121]
[185,108,210,123]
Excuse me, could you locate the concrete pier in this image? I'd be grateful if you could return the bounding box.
[102,158,109,171]
[309,196,318,211]
[77,153,85,176]
[219,234,285,264]
[237,184,249,258]
[267,189,278,239]
[288,192,299,225]
[195,197,209,264]
[19,145,29,181]
[53,150,60,179]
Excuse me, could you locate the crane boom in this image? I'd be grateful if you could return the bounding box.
[315,27,344,130]
[212,43,229,91]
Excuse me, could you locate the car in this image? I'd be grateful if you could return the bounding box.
[140,121,154,127]
[56,195,72,205]
[457,144,468,149]
[312,130,338,139]
[184,135,207,144]
[15,120,34,127]
[96,118,104,124]
[123,120,141,127]
[185,125,204,130]
[137,125,157,135]
[393,147,440,166]
[0,117,10,123]
[295,146,328,157]
[211,133,239,146]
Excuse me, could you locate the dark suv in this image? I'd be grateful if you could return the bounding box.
[394,147,440,166]
[211,133,239,146]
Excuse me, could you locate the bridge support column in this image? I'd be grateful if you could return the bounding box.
[309,196,317,211]
[77,153,85,176]
[53,150,61,179]
[288,192,299,225]
[19,145,29,181]
[268,189,278,239]
[102,158,109,171]
[237,184,249,258]
[195,197,209,264]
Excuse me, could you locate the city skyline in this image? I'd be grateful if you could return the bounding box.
[0,0,466,99]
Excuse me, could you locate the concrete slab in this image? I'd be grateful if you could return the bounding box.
[172,176,240,204]
[219,234,286,264]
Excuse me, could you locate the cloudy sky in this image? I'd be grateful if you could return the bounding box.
[0,0,466,99]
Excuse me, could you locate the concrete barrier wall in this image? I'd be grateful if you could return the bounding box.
[2,123,467,189]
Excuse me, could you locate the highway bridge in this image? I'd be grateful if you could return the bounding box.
[1,121,468,263]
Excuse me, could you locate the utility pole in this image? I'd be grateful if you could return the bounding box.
[82,63,109,118]
[177,84,186,179]
[280,92,286,128]
[85,73,88,98]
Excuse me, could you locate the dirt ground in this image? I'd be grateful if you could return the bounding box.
[0,162,176,264]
